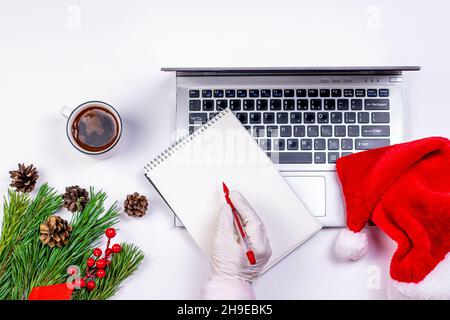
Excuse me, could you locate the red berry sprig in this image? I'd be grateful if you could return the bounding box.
[75,228,122,292]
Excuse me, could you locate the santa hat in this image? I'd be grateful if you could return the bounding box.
[334,137,450,283]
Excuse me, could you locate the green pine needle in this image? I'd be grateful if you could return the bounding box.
[0,184,144,300]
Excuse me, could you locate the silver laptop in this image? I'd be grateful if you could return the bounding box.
[162,67,420,227]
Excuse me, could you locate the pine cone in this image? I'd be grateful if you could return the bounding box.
[39,215,73,248]
[62,185,89,212]
[9,163,39,193]
[124,192,148,217]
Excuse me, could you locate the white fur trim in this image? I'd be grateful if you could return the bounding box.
[388,253,450,300]
[334,228,368,261]
[201,278,255,300]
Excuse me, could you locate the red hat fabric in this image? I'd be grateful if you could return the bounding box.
[336,137,450,283]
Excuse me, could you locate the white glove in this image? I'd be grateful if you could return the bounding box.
[201,191,272,299]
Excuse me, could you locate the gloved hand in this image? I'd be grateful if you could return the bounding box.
[201,191,272,299]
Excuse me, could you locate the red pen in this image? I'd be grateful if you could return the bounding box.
[222,182,256,265]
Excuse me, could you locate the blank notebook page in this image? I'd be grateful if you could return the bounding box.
[145,109,321,272]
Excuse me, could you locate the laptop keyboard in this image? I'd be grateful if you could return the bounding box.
[187,88,391,164]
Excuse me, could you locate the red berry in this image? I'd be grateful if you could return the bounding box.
[79,278,86,288]
[96,269,106,278]
[87,258,95,267]
[67,266,77,276]
[112,244,122,253]
[96,259,106,270]
[87,280,96,291]
[105,248,113,257]
[93,248,102,257]
[105,228,116,238]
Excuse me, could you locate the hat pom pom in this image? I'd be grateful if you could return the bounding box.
[335,228,368,261]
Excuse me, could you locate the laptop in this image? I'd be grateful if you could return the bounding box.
[162,67,420,227]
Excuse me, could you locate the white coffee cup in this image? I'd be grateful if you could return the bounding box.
[61,101,123,159]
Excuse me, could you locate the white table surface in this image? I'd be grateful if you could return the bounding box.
[1,0,449,299]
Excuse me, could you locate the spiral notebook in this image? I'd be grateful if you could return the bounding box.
[144,109,321,272]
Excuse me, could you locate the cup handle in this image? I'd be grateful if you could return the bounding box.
[61,106,73,119]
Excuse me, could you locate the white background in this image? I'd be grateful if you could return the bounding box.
[0,0,449,299]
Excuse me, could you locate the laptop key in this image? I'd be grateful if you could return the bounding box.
[320,89,330,97]
[283,99,295,110]
[277,112,289,124]
[343,89,354,97]
[314,152,326,164]
[348,125,360,137]
[308,89,318,97]
[256,99,268,110]
[267,126,279,137]
[202,90,212,98]
[261,89,271,97]
[287,139,299,150]
[297,99,308,110]
[344,112,356,123]
[237,89,247,97]
[355,89,366,97]
[249,89,259,97]
[301,139,313,150]
[263,112,275,124]
[274,139,285,150]
[372,112,390,123]
[296,89,307,97]
[225,89,236,97]
[365,99,390,110]
[189,113,207,124]
[362,125,390,137]
[189,100,201,111]
[358,112,370,123]
[294,125,306,137]
[304,112,315,124]
[202,100,214,111]
[249,113,261,124]
[328,139,339,150]
[355,139,390,150]
[290,112,302,123]
[307,125,319,137]
[236,112,248,124]
[189,90,200,98]
[324,99,336,110]
[253,126,265,137]
[189,126,200,134]
[317,112,329,124]
[259,139,271,151]
[351,99,363,110]
[270,99,282,110]
[331,89,342,97]
[331,112,343,123]
[310,99,322,110]
[270,152,313,164]
[209,112,218,120]
[334,125,346,137]
[280,126,292,137]
[367,89,377,97]
[314,139,326,150]
[321,125,332,137]
[230,99,241,111]
[284,89,295,97]
[216,99,228,111]
[341,139,353,150]
[273,89,283,97]
[337,99,349,110]
[379,89,390,97]
[328,152,340,164]
[213,90,224,98]
[341,152,353,157]
[243,99,255,110]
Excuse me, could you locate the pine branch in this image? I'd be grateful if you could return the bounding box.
[72,243,144,300]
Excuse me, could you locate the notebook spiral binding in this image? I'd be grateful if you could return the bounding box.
[144,108,230,172]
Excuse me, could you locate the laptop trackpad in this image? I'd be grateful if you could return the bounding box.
[284,176,326,217]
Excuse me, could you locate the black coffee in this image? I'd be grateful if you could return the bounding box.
[71,106,119,152]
